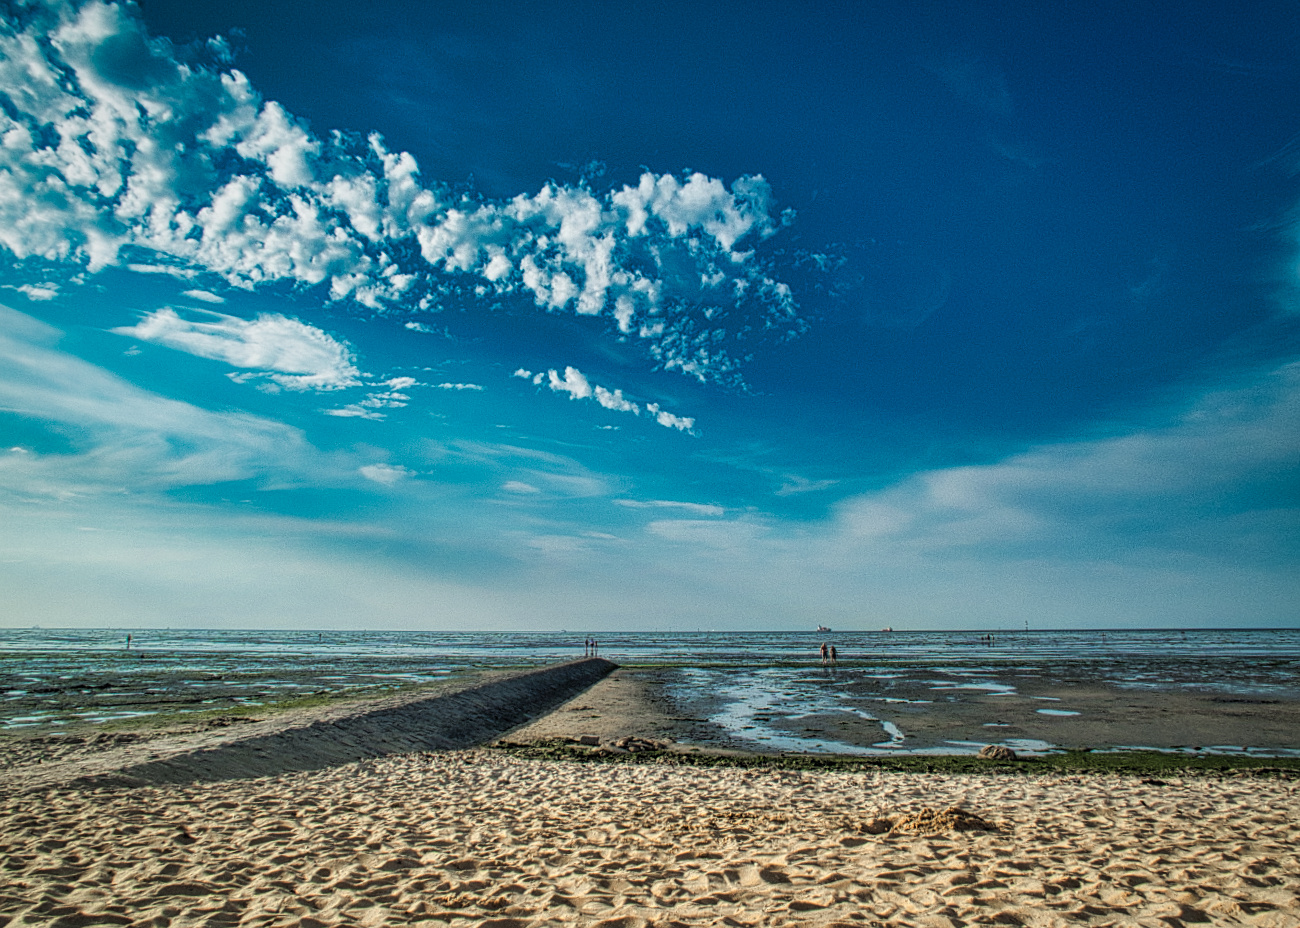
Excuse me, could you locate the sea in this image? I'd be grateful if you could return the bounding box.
[3,627,1298,756]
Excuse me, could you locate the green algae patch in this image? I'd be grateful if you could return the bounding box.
[4,677,471,740]
[1029,749,1300,777]
[490,739,1300,779]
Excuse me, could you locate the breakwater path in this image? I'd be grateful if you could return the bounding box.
[2,659,616,791]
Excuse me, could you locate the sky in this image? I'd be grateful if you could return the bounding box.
[1,0,1298,631]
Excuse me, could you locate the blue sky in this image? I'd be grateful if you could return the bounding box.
[1,0,1298,631]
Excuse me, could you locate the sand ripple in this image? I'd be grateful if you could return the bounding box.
[2,752,1298,927]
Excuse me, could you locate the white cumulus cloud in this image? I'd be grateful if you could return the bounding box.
[529,365,694,432]
[14,283,59,301]
[543,366,595,402]
[323,375,421,419]
[359,463,413,485]
[646,403,695,432]
[0,0,805,384]
[325,404,384,420]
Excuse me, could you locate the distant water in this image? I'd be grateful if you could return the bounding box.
[5,625,1298,663]
[2,627,1298,755]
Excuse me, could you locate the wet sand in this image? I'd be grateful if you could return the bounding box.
[509,666,1300,756]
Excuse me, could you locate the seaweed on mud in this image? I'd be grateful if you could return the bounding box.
[488,740,1300,779]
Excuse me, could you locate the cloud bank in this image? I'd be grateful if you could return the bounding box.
[0,0,803,384]
[830,362,1300,566]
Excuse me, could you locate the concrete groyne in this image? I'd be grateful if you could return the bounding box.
[73,658,617,788]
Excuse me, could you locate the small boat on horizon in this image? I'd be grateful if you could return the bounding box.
[816,625,832,633]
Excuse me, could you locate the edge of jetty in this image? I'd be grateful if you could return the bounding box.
[15,658,617,790]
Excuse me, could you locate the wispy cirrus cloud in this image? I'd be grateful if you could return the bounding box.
[416,439,611,501]
[615,498,725,517]
[0,303,334,494]
[181,289,226,304]
[502,480,540,494]
[0,0,803,385]
[776,475,838,496]
[112,308,360,391]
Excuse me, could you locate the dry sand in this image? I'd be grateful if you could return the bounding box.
[4,752,1298,927]
[3,661,1299,928]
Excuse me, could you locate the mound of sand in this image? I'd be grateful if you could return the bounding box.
[887,805,999,834]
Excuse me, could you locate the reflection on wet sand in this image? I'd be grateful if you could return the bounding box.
[667,660,1300,757]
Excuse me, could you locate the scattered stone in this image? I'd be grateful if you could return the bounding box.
[91,733,142,744]
[979,744,1017,761]
[206,716,260,728]
[577,735,601,746]
[610,736,663,753]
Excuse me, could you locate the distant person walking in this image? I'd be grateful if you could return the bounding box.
[820,641,829,665]
[830,645,838,665]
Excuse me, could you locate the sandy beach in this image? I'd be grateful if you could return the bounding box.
[3,660,1299,927]
[4,749,1299,927]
